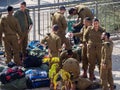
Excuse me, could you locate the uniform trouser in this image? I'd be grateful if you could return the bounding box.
[49,50,59,57]
[57,32,72,50]
[100,62,114,90]
[82,43,88,71]
[3,36,21,65]
[87,43,102,75]
[20,32,28,57]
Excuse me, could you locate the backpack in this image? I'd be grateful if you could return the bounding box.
[0,66,25,84]
[25,68,50,88]
[23,55,42,68]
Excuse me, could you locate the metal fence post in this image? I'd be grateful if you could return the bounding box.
[33,8,36,40]
[38,0,40,40]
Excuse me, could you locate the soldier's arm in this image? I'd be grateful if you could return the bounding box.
[73,28,83,37]
[41,36,48,45]
[61,15,67,30]
[0,19,4,44]
[15,19,22,39]
[57,37,62,51]
[103,44,110,65]
[83,27,90,43]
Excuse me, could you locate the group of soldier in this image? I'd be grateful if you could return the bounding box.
[0,2,32,66]
[0,1,115,90]
[41,4,115,90]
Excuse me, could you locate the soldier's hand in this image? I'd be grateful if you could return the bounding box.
[101,64,107,69]
[18,39,22,44]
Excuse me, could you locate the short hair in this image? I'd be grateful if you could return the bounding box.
[21,1,26,6]
[59,6,66,10]
[93,18,99,22]
[52,24,59,31]
[7,6,13,12]
[84,17,92,21]
[68,8,75,15]
[105,32,110,39]
[67,49,73,55]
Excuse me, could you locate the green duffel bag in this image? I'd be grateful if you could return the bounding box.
[0,77,27,90]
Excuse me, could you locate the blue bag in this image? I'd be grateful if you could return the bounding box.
[25,69,50,88]
[28,40,43,50]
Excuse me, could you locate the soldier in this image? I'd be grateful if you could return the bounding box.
[41,24,61,57]
[83,18,105,81]
[62,58,100,90]
[60,49,79,68]
[14,1,33,59]
[0,6,22,65]
[51,6,72,50]
[100,32,114,90]
[68,4,94,44]
[73,17,92,78]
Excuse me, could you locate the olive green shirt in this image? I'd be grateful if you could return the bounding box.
[51,11,67,34]
[101,41,113,65]
[75,5,94,27]
[83,26,105,44]
[41,32,61,53]
[14,8,33,32]
[0,15,22,40]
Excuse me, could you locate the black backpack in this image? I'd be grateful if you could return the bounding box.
[23,55,42,68]
[0,66,25,84]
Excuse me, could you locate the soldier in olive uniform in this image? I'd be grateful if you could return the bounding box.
[83,18,105,81]
[60,49,79,68]
[51,6,71,50]
[14,2,33,59]
[0,6,22,65]
[69,4,94,44]
[62,58,100,90]
[100,32,114,90]
[69,4,94,28]
[41,24,61,57]
[73,17,92,78]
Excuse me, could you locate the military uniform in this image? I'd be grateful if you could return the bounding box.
[62,58,80,79]
[59,50,79,68]
[51,11,71,50]
[74,26,89,72]
[14,8,33,57]
[0,15,22,65]
[83,26,105,80]
[100,41,114,90]
[75,4,94,27]
[41,32,61,57]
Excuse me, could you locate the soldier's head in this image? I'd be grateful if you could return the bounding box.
[52,24,59,33]
[59,6,66,14]
[7,6,14,15]
[101,32,110,40]
[68,8,77,16]
[83,17,92,26]
[20,1,26,11]
[67,49,73,57]
[92,18,100,30]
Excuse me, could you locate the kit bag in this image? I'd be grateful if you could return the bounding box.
[25,68,50,88]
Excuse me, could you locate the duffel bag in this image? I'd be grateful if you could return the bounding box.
[25,69,50,88]
[0,66,25,84]
[23,55,42,68]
